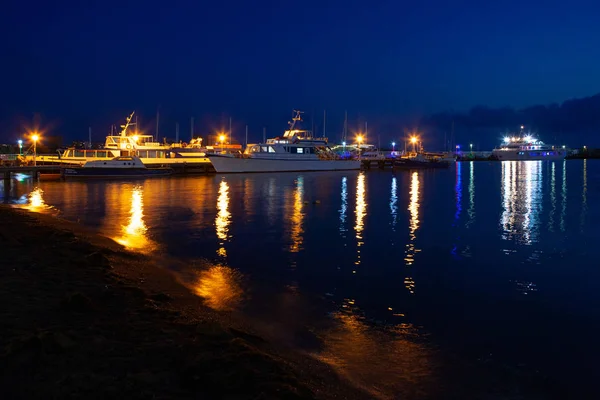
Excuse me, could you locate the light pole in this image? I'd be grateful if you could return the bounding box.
[392,141,396,153]
[356,135,363,160]
[219,134,225,153]
[410,136,417,153]
[17,140,23,155]
[32,134,39,166]
[469,143,473,153]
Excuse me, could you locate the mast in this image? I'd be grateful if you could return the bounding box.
[88,127,92,149]
[263,127,266,143]
[245,125,248,147]
[365,121,368,144]
[155,108,160,141]
[175,122,179,143]
[344,110,348,142]
[229,117,232,145]
[323,110,326,138]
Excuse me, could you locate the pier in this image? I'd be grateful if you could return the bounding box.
[2,165,64,189]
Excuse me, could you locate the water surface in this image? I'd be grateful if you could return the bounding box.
[3,160,599,399]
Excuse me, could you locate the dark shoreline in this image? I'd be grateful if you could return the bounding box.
[0,206,369,399]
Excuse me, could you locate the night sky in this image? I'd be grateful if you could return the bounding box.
[2,0,599,145]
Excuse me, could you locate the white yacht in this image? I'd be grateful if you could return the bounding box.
[492,131,567,161]
[38,112,211,168]
[207,110,361,173]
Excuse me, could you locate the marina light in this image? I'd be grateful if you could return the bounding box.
[410,136,418,144]
[17,139,23,145]
[31,133,39,167]
[562,145,566,149]
[219,134,226,143]
[504,136,510,143]
[524,135,532,142]
[520,125,524,130]
[342,141,346,146]
[356,135,364,144]
[31,134,39,142]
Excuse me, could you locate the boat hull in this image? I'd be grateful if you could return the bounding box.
[492,150,567,161]
[208,155,361,173]
[63,167,172,179]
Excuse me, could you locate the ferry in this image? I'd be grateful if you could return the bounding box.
[38,112,212,171]
[492,131,567,161]
[207,110,361,173]
[63,156,172,179]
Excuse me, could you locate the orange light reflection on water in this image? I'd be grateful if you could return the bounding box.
[354,173,366,266]
[192,265,243,311]
[316,302,434,399]
[289,176,304,253]
[24,187,51,212]
[215,179,231,257]
[113,185,155,252]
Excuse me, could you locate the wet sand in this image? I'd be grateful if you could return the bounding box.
[0,206,369,399]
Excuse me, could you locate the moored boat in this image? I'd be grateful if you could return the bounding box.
[63,156,172,179]
[207,110,361,173]
[492,129,567,161]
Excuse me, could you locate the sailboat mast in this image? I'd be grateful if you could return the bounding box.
[175,122,179,143]
[190,117,194,141]
[245,125,248,147]
[88,127,92,149]
[229,117,232,144]
[323,110,326,138]
[155,109,160,141]
[263,127,266,143]
[344,110,348,142]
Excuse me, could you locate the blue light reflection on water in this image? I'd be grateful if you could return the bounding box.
[3,161,600,398]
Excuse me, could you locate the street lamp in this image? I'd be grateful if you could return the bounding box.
[470,143,473,152]
[410,136,418,153]
[219,134,225,153]
[31,134,39,166]
[17,140,23,155]
[392,141,396,153]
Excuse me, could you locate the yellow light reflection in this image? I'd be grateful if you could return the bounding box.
[289,176,304,253]
[404,171,420,267]
[215,179,231,257]
[25,187,48,212]
[354,173,366,265]
[114,185,154,251]
[192,265,243,311]
[315,302,432,399]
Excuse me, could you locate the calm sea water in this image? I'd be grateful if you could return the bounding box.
[3,160,599,399]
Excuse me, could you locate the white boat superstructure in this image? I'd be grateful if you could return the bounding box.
[492,132,567,161]
[208,110,361,173]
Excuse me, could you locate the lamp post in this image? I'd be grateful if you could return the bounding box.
[356,135,363,160]
[410,136,417,153]
[31,134,39,166]
[470,143,473,153]
[392,141,396,153]
[17,140,23,155]
[219,134,225,153]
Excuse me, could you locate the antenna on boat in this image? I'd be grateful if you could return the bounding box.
[155,107,160,141]
[289,110,304,131]
[343,110,348,142]
[263,127,266,143]
[245,125,248,147]
[175,122,179,143]
[120,111,135,137]
[323,110,326,138]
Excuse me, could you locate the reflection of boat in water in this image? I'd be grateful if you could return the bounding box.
[207,110,361,173]
[63,156,172,179]
[492,129,567,161]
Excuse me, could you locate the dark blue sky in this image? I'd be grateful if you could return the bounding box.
[2,0,599,144]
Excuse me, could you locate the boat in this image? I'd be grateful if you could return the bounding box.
[394,153,451,169]
[492,130,567,161]
[207,110,361,173]
[38,112,212,171]
[63,156,172,179]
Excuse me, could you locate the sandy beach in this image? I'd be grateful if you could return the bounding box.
[0,206,369,399]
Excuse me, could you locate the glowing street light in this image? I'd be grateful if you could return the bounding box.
[17,139,23,155]
[410,136,418,153]
[470,143,473,152]
[31,134,39,166]
[392,141,396,152]
[219,134,226,152]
